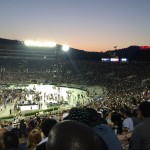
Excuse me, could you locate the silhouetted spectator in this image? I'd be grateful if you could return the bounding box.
[27,128,42,150]
[46,120,108,150]
[3,131,19,150]
[36,118,57,150]
[0,128,8,150]
[129,101,150,150]
[86,108,123,150]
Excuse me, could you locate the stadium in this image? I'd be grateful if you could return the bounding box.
[0,38,106,115]
[0,38,150,150]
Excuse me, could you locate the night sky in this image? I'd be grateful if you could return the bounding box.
[0,0,150,52]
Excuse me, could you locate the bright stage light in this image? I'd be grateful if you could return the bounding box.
[24,40,56,47]
[110,58,119,62]
[121,58,128,61]
[62,45,69,52]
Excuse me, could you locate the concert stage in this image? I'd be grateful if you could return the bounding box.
[18,104,38,111]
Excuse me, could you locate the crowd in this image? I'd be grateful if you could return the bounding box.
[0,58,150,150]
[0,101,150,150]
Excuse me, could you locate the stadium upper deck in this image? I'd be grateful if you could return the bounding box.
[1,38,150,61]
[0,38,66,59]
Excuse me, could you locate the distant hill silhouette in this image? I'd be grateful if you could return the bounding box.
[0,38,149,61]
[105,46,150,61]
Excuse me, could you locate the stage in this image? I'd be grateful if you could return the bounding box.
[18,104,39,111]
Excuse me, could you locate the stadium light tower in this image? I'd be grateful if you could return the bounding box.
[62,45,69,52]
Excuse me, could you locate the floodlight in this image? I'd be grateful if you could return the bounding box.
[24,40,34,46]
[62,45,69,52]
[45,41,56,47]
[24,40,56,47]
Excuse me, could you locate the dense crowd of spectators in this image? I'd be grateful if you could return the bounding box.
[0,58,150,150]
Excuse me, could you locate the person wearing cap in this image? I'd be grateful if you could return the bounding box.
[64,107,123,150]
[35,118,57,150]
[63,108,90,124]
[129,101,150,150]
